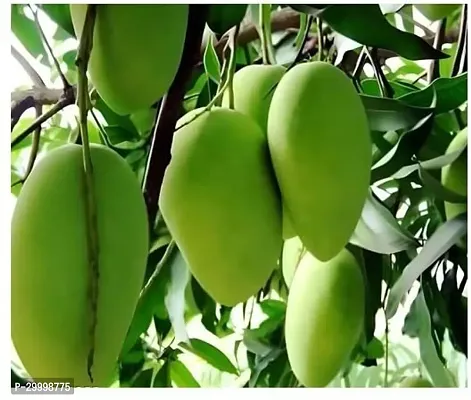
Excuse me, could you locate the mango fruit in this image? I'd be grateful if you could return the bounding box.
[285,248,365,387]
[267,61,372,262]
[159,107,282,306]
[398,376,434,388]
[222,64,286,133]
[442,127,467,248]
[11,144,149,387]
[415,4,461,21]
[70,4,188,115]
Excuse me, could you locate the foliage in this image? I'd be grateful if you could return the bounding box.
[10,3,467,388]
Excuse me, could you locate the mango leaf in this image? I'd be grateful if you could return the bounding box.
[332,32,361,65]
[11,4,50,65]
[385,213,467,319]
[349,191,418,254]
[361,79,418,98]
[419,167,468,204]
[203,33,221,85]
[361,94,433,133]
[170,359,201,388]
[179,338,239,375]
[248,348,284,388]
[39,4,75,37]
[152,360,172,387]
[398,73,468,114]
[120,246,174,357]
[207,4,248,35]
[164,250,190,345]
[371,113,435,182]
[408,290,456,387]
[321,4,448,60]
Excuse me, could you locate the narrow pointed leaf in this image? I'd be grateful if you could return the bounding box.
[164,250,191,345]
[203,33,221,85]
[207,4,248,35]
[40,4,75,37]
[419,167,468,203]
[349,191,418,254]
[170,359,201,388]
[386,213,467,319]
[179,338,239,375]
[321,4,448,60]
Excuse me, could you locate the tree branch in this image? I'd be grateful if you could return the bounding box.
[142,5,209,228]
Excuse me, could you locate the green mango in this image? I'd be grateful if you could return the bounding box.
[70,4,188,115]
[159,107,282,306]
[398,376,434,387]
[267,61,372,262]
[442,127,467,248]
[285,248,365,387]
[223,64,286,133]
[414,4,461,21]
[11,144,149,387]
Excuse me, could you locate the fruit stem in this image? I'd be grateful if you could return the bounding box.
[427,18,447,84]
[316,17,323,61]
[219,25,240,109]
[365,47,394,98]
[259,4,276,65]
[74,4,99,384]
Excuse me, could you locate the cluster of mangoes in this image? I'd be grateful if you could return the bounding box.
[159,60,372,387]
[11,4,189,387]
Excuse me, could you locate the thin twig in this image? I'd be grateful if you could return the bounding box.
[74,4,98,383]
[366,47,394,98]
[316,17,323,61]
[11,94,74,149]
[142,5,208,228]
[291,15,313,66]
[30,5,71,89]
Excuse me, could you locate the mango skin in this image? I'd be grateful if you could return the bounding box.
[442,127,467,248]
[281,236,304,288]
[11,144,149,387]
[398,376,434,388]
[415,4,461,21]
[267,61,372,262]
[222,64,286,133]
[285,248,365,387]
[70,5,188,115]
[159,107,282,307]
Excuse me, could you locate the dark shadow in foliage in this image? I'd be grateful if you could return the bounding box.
[441,266,468,356]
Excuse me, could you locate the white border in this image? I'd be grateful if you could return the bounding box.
[4,0,471,398]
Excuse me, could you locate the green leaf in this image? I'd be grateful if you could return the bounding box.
[170,359,201,388]
[207,4,248,35]
[419,167,468,203]
[385,213,467,319]
[361,79,419,98]
[103,126,139,146]
[11,4,49,65]
[120,247,173,357]
[259,299,286,319]
[398,73,468,114]
[371,113,435,182]
[152,360,172,387]
[179,338,239,375]
[248,348,284,388]
[203,33,221,85]
[366,336,385,359]
[349,191,418,254]
[39,4,75,37]
[409,290,456,387]
[361,94,433,133]
[289,4,331,17]
[164,250,191,345]
[321,4,448,60]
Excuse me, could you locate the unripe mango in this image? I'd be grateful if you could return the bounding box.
[398,376,434,388]
[415,4,461,21]
[11,144,149,387]
[267,61,372,262]
[159,107,282,306]
[442,127,467,248]
[222,64,286,133]
[70,5,188,115]
[285,248,365,387]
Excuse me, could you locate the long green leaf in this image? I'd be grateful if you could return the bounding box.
[385,213,467,319]
[399,73,468,114]
[321,4,448,60]
[361,94,432,132]
[40,4,75,37]
[164,250,191,345]
[207,4,248,35]
[419,167,468,203]
[412,290,457,387]
[349,191,418,254]
[170,359,201,388]
[179,338,239,375]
